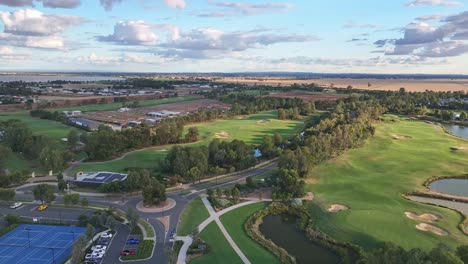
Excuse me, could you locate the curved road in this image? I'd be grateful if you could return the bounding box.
[10,162,278,264]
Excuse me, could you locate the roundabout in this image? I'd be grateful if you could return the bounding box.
[136,198,176,213]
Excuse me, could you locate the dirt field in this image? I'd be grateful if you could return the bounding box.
[220,77,468,92]
[265,91,348,102]
[82,99,230,124]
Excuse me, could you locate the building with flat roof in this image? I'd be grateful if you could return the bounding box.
[73,172,128,187]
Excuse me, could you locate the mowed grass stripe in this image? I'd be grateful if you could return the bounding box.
[306,119,468,251]
[220,202,280,264]
[178,197,210,236]
[190,222,243,264]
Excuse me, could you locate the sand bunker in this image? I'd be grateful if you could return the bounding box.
[450,146,467,151]
[257,119,271,125]
[392,134,412,140]
[214,131,230,139]
[416,223,448,236]
[328,204,348,212]
[405,212,440,222]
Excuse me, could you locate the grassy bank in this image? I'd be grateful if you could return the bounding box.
[178,197,209,236]
[190,222,242,264]
[306,118,468,251]
[220,202,279,264]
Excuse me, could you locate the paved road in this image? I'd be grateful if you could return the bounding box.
[5,161,278,264]
[0,203,95,223]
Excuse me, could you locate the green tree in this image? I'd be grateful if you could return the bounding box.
[185,127,199,142]
[39,145,65,172]
[231,187,240,204]
[81,197,89,207]
[67,130,80,149]
[3,121,32,153]
[32,184,56,204]
[456,245,468,263]
[5,214,21,226]
[126,207,140,233]
[0,188,15,201]
[460,111,467,120]
[85,224,95,241]
[70,235,87,264]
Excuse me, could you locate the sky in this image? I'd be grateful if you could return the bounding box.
[0,0,467,73]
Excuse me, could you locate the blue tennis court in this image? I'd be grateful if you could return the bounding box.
[0,224,86,264]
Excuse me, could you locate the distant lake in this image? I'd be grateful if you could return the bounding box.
[443,124,468,139]
[0,75,124,82]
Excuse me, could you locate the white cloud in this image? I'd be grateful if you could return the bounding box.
[0,9,84,36]
[375,11,468,58]
[0,46,30,60]
[97,20,159,45]
[406,0,463,7]
[211,2,293,15]
[76,52,147,65]
[343,22,378,29]
[164,0,185,9]
[152,28,318,60]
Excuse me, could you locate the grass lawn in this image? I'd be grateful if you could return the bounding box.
[121,240,154,261]
[306,118,468,251]
[190,222,242,264]
[71,111,306,173]
[53,96,198,112]
[178,197,210,236]
[0,112,80,141]
[185,110,306,145]
[68,148,168,174]
[220,202,279,264]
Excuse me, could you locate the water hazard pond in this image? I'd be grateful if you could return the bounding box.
[429,178,468,197]
[443,124,468,139]
[260,214,340,264]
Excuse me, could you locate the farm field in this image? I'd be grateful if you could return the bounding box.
[186,110,306,145]
[265,91,348,102]
[220,202,279,264]
[51,96,199,112]
[219,77,468,92]
[190,222,242,264]
[306,118,468,251]
[178,197,210,236]
[70,110,305,174]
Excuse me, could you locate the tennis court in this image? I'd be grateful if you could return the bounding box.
[0,224,86,264]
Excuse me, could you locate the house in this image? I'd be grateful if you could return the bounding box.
[73,172,128,187]
[69,118,103,131]
[128,121,142,128]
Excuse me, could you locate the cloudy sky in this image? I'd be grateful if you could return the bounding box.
[0,0,467,73]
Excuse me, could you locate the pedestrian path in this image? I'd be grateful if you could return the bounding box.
[176,196,262,264]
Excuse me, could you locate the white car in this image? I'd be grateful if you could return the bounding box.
[100,233,112,238]
[10,202,23,209]
[84,254,94,260]
[92,249,106,255]
[91,245,107,251]
[91,253,104,259]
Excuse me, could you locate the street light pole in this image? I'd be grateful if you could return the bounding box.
[49,248,55,264]
[70,231,75,241]
[24,228,31,248]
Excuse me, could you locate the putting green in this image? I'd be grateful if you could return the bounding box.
[186,110,305,145]
[306,118,468,250]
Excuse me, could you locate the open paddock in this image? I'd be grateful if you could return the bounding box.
[81,98,230,125]
[265,91,348,102]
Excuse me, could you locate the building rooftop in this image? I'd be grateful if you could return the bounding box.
[74,172,128,185]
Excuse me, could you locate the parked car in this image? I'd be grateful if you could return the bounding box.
[97,240,109,245]
[92,249,105,255]
[91,253,104,259]
[37,204,48,211]
[91,245,107,251]
[120,250,136,257]
[126,238,140,245]
[10,202,23,209]
[100,232,112,238]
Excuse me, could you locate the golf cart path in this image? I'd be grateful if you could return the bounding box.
[177,196,263,264]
